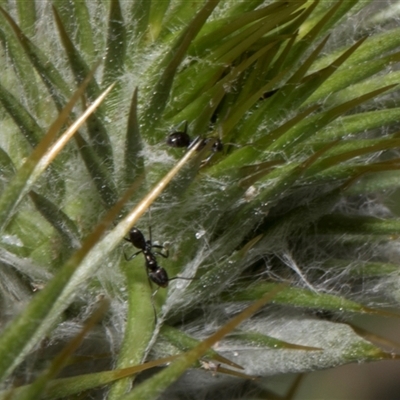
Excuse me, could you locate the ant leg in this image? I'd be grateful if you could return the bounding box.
[152,244,169,258]
[168,275,197,282]
[150,285,160,324]
[124,249,143,261]
[147,223,168,257]
[200,152,215,167]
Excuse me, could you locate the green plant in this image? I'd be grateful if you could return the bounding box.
[0,1,399,399]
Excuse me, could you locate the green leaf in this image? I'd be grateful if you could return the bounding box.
[305,51,400,107]
[314,214,400,236]
[0,84,113,380]
[0,71,104,232]
[0,356,183,400]
[267,84,397,154]
[304,138,400,176]
[0,82,44,148]
[13,300,109,400]
[148,0,171,41]
[127,0,150,43]
[123,288,283,400]
[189,0,302,57]
[0,7,70,109]
[0,133,197,381]
[169,2,304,118]
[124,87,144,185]
[311,25,400,71]
[240,35,331,132]
[71,0,96,60]
[16,1,36,37]
[29,191,81,251]
[52,5,100,95]
[160,325,244,368]
[142,0,220,135]
[228,331,322,351]
[349,170,400,195]
[312,108,400,141]
[73,132,118,208]
[219,315,389,376]
[300,0,365,40]
[103,0,126,87]
[231,282,370,313]
[107,256,154,400]
[0,146,15,181]
[320,259,400,277]
[0,17,40,108]
[52,5,114,170]
[212,105,318,173]
[176,43,281,135]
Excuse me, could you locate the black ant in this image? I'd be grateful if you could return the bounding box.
[124,226,169,288]
[125,226,192,289]
[166,122,223,164]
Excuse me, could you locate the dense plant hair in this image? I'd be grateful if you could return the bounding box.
[0,1,399,399]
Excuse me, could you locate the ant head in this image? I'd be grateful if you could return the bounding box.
[212,138,223,152]
[128,227,146,250]
[149,267,169,288]
[198,137,223,153]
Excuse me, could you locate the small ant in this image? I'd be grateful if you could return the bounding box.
[166,122,223,164]
[124,227,169,288]
[125,226,192,289]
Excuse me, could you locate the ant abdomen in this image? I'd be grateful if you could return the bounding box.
[166,131,191,148]
[148,268,169,288]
